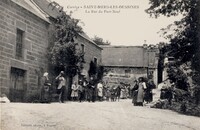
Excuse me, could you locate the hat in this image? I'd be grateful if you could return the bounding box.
[60,71,64,74]
[43,72,48,76]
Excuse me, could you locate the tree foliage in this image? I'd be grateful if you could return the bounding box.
[92,35,111,46]
[48,11,84,77]
[146,0,200,88]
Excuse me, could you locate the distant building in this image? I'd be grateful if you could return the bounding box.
[101,45,159,86]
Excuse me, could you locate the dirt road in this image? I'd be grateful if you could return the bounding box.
[1,100,199,130]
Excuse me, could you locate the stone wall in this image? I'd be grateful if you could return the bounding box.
[102,66,147,88]
[75,34,102,79]
[0,0,49,100]
[103,66,158,86]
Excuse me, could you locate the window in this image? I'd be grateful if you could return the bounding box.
[16,29,24,59]
[94,57,97,65]
[81,44,85,53]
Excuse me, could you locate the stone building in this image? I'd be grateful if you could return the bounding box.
[0,0,102,102]
[0,0,50,102]
[101,45,159,86]
[75,33,102,79]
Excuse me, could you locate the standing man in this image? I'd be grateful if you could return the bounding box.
[56,71,66,103]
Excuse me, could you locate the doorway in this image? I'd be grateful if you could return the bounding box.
[9,67,26,102]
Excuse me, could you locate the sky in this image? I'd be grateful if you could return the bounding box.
[53,0,181,46]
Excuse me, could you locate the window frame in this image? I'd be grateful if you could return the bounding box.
[81,43,85,53]
[16,28,24,59]
[93,57,98,65]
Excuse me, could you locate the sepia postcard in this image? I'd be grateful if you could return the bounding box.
[0,0,200,130]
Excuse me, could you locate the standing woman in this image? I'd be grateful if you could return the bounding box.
[41,72,51,103]
[89,77,96,102]
[97,81,103,101]
[145,79,155,103]
[71,82,78,101]
[78,82,83,102]
[55,71,66,103]
[132,80,139,106]
[137,77,147,106]
[83,79,89,101]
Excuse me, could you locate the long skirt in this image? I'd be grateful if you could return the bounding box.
[41,85,50,103]
[144,90,153,103]
[137,87,144,103]
[71,90,78,97]
[132,91,138,105]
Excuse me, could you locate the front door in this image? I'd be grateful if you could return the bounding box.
[9,67,26,102]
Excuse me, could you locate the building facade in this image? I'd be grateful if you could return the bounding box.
[0,0,50,102]
[101,45,159,86]
[75,33,102,79]
[0,0,102,102]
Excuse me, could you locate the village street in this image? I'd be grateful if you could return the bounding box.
[1,99,200,130]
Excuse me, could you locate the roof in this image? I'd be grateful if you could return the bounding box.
[11,0,49,23]
[32,0,62,18]
[32,0,102,50]
[78,33,103,50]
[101,46,158,68]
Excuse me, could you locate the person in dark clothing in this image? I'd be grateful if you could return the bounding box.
[115,85,121,102]
[78,82,84,102]
[165,87,173,105]
[144,79,155,103]
[132,80,139,106]
[110,87,116,102]
[41,72,51,103]
[88,77,96,102]
[83,79,89,101]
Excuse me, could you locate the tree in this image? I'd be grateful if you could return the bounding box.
[146,0,200,89]
[48,10,84,100]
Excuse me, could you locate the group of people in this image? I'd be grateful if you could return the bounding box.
[131,77,155,106]
[40,71,155,106]
[40,71,66,103]
[70,77,104,102]
[40,71,105,103]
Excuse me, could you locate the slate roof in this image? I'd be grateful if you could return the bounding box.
[32,0,62,18]
[78,33,103,50]
[32,0,102,49]
[11,0,49,22]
